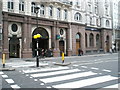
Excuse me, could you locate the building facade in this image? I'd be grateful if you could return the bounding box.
[0,1,2,58]
[1,0,112,59]
[110,0,120,52]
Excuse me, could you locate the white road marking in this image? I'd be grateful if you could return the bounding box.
[40,83,45,85]
[40,71,97,83]
[81,66,87,68]
[11,84,20,88]
[104,84,118,88]
[34,79,38,81]
[6,79,14,84]
[31,69,80,78]
[2,75,8,78]
[102,69,111,72]
[0,72,4,75]
[23,67,69,74]
[52,75,117,88]
[91,67,99,70]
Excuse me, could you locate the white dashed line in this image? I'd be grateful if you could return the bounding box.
[6,79,14,84]
[2,75,8,78]
[11,84,20,88]
[103,69,111,72]
[81,66,87,68]
[0,72,4,75]
[91,67,99,70]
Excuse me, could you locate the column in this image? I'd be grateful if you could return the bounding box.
[22,16,32,58]
[66,23,72,56]
[2,13,9,59]
[52,21,60,57]
[87,33,90,48]
[94,34,96,48]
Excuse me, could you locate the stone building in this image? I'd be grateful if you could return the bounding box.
[1,0,112,59]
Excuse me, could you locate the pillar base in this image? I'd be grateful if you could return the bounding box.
[53,49,60,57]
[22,50,32,58]
[67,49,72,56]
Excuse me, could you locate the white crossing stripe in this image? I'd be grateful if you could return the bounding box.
[2,75,8,78]
[11,84,20,88]
[0,72,4,75]
[23,67,69,74]
[104,84,118,88]
[81,66,87,68]
[31,69,80,78]
[102,69,111,72]
[40,71,97,83]
[91,67,99,70]
[52,75,117,88]
[6,79,14,84]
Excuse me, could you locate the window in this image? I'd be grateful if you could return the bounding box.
[95,7,98,14]
[64,9,67,20]
[88,4,92,12]
[40,4,45,15]
[105,7,108,15]
[106,20,110,27]
[31,2,36,13]
[57,8,61,18]
[90,17,92,25]
[19,0,24,11]
[8,0,14,9]
[96,34,100,47]
[89,33,94,47]
[74,12,82,21]
[48,6,53,17]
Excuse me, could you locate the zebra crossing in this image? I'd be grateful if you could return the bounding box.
[22,66,118,88]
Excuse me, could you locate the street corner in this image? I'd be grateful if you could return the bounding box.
[0,67,15,71]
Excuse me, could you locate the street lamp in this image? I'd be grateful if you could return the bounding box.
[33,4,41,67]
[33,34,42,67]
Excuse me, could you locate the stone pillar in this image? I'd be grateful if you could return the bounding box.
[87,33,90,48]
[2,13,9,59]
[101,30,106,53]
[22,16,32,58]
[94,34,96,48]
[66,23,72,56]
[52,21,60,57]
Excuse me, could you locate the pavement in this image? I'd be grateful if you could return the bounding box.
[0,52,119,71]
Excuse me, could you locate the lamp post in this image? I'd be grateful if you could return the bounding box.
[33,34,42,67]
[33,5,41,67]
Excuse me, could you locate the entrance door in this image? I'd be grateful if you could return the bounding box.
[76,33,81,55]
[32,27,49,57]
[106,36,109,52]
[9,36,20,58]
[59,40,64,56]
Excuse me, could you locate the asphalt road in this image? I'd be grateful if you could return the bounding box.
[0,53,119,90]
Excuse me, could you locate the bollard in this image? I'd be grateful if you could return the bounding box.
[2,54,5,68]
[62,52,64,63]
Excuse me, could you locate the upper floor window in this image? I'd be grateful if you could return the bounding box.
[31,2,36,13]
[105,7,108,15]
[64,9,67,20]
[8,0,14,9]
[74,12,82,21]
[19,0,24,11]
[88,4,92,13]
[48,6,53,17]
[40,4,45,15]
[106,20,110,27]
[95,7,98,14]
[57,8,61,18]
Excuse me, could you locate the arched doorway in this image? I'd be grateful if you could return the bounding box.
[59,40,64,56]
[32,27,49,57]
[9,35,20,58]
[106,35,109,52]
[76,33,81,55]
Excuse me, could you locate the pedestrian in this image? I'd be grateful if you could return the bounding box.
[109,47,112,54]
